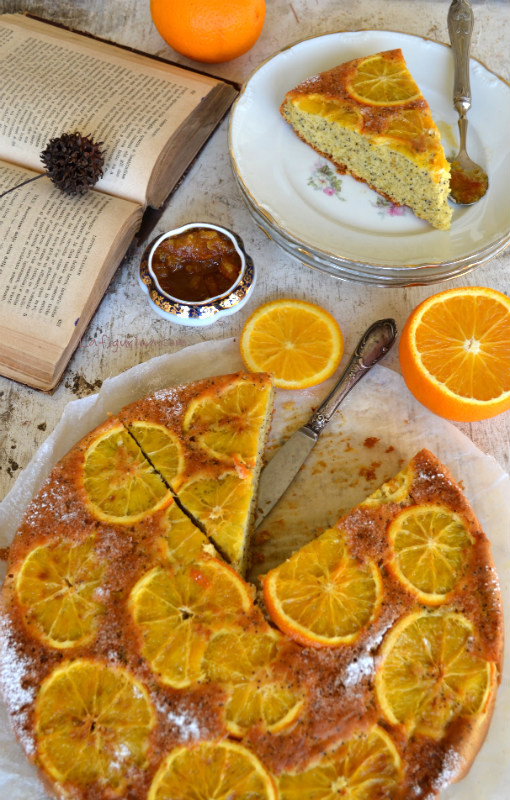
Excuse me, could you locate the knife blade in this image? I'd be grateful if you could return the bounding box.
[255,318,397,526]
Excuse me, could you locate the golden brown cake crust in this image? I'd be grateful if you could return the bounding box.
[282,49,431,137]
[0,398,503,800]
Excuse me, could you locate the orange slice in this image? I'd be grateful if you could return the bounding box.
[375,610,495,738]
[15,536,105,649]
[128,420,185,485]
[176,470,254,569]
[278,725,402,800]
[83,423,171,523]
[240,299,343,389]
[385,107,434,147]
[35,659,155,791]
[294,94,363,130]
[360,463,413,507]
[387,504,474,604]
[129,559,253,687]
[158,501,214,565]
[182,375,273,467]
[346,52,422,106]
[148,740,277,800]
[399,286,510,421]
[203,627,304,736]
[263,527,382,647]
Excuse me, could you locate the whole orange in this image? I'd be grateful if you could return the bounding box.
[150,0,266,64]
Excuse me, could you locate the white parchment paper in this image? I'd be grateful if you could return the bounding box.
[0,337,508,800]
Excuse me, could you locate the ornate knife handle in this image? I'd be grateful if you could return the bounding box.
[448,0,474,117]
[305,318,397,436]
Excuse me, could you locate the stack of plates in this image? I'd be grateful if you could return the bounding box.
[229,30,510,287]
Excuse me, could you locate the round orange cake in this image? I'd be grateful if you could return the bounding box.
[0,373,503,800]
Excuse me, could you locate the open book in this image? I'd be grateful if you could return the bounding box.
[0,14,238,390]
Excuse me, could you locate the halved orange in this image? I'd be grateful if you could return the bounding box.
[240,299,343,389]
[35,659,155,790]
[182,375,273,467]
[399,287,510,421]
[263,527,382,647]
[203,627,304,736]
[129,558,253,687]
[278,725,402,800]
[148,740,277,800]
[83,423,171,523]
[346,52,422,106]
[375,610,495,739]
[387,504,474,604]
[15,536,105,649]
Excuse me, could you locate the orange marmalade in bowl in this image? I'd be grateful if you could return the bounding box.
[149,224,244,304]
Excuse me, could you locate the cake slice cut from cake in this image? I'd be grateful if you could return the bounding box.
[118,371,274,573]
[280,49,452,230]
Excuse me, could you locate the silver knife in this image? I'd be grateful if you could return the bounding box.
[255,318,397,526]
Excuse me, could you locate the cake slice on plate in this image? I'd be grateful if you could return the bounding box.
[280,49,452,230]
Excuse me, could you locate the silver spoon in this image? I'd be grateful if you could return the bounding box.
[447,0,488,204]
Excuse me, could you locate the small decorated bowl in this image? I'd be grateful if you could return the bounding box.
[138,222,256,326]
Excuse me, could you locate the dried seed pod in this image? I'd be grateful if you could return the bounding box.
[40,132,105,195]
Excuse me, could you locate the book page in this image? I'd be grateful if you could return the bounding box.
[0,161,141,377]
[0,14,222,206]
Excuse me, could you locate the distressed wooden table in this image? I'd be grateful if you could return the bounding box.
[0,0,509,501]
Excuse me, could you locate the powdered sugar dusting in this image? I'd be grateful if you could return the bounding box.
[109,742,133,773]
[0,618,35,718]
[156,700,201,741]
[429,747,463,796]
[343,653,374,687]
[23,479,81,528]
[363,619,394,653]
[0,616,36,757]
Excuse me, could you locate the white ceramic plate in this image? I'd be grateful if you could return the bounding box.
[229,30,510,285]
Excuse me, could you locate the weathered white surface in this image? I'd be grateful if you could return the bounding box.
[0,0,509,500]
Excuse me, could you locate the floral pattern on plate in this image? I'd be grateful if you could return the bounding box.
[372,197,411,218]
[308,159,345,200]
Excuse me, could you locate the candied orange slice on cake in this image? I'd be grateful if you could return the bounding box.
[182,374,273,467]
[387,504,474,604]
[35,659,155,792]
[148,740,277,800]
[263,526,382,647]
[375,610,496,739]
[129,558,253,688]
[278,725,402,800]
[158,501,215,566]
[203,627,304,736]
[127,420,185,484]
[176,469,255,571]
[360,462,413,507]
[385,107,437,148]
[83,423,171,523]
[346,51,422,106]
[15,536,105,649]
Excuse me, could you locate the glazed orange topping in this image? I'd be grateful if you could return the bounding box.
[0,371,502,800]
